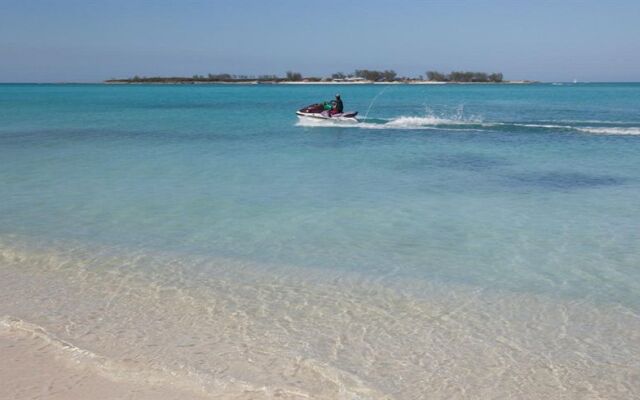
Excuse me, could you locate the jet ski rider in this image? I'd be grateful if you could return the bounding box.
[329,94,343,115]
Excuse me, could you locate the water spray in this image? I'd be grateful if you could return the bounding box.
[364,86,391,121]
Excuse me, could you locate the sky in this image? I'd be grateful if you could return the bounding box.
[1,0,639,82]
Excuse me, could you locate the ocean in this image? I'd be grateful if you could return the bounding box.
[1,83,639,399]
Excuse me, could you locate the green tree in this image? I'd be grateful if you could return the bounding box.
[382,70,397,81]
[489,73,503,82]
[258,75,278,81]
[286,71,303,81]
[472,72,488,82]
[355,69,384,81]
[426,71,447,81]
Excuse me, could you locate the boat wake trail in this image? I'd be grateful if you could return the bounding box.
[296,112,640,135]
[296,113,484,130]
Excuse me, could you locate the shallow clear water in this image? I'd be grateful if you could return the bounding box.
[1,83,639,398]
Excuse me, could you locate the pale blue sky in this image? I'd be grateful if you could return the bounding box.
[1,0,639,82]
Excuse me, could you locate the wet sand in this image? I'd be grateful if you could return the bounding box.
[1,238,639,399]
[0,334,214,400]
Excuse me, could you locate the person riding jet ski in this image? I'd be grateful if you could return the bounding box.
[321,94,343,114]
[329,94,343,115]
[296,94,357,121]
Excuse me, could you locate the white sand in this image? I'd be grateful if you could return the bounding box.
[0,334,213,400]
[1,238,639,399]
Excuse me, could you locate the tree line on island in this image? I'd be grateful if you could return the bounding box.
[426,71,503,83]
[106,69,505,83]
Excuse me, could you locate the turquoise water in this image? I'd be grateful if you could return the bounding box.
[2,83,639,304]
[1,83,640,398]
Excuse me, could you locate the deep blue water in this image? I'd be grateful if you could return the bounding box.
[1,83,639,306]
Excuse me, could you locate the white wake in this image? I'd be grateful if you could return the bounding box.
[296,115,640,135]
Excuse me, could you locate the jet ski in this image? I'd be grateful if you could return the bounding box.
[296,103,359,122]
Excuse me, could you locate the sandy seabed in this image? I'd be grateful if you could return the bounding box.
[1,237,639,399]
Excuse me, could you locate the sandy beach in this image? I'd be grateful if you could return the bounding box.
[0,334,214,400]
[2,234,639,399]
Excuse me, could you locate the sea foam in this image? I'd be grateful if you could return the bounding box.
[297,115,640,135]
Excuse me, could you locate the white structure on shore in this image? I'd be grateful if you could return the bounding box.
[331,77,369,83]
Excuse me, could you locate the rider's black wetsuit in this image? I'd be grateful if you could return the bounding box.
[335,97,344,113]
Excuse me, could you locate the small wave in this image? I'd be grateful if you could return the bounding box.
[1,314,392,399]
[1,316,100,361]
[504,123,640,135]
[0,315,216,397]
[557,119,640,125]
[508,123,571,130]
[576,126,640,135]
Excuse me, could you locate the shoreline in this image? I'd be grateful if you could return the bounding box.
[6,81,640,85]
[0,333,213,400]
[104,80,538,85]
[1,235,639,399]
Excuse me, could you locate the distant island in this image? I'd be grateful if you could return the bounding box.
[105,70,536,84]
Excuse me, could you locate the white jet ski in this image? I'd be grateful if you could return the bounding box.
[296,103,359,122]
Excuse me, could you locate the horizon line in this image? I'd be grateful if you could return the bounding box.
[3,81,640,84]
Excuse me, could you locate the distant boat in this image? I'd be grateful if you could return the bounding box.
[573,79,578,84]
